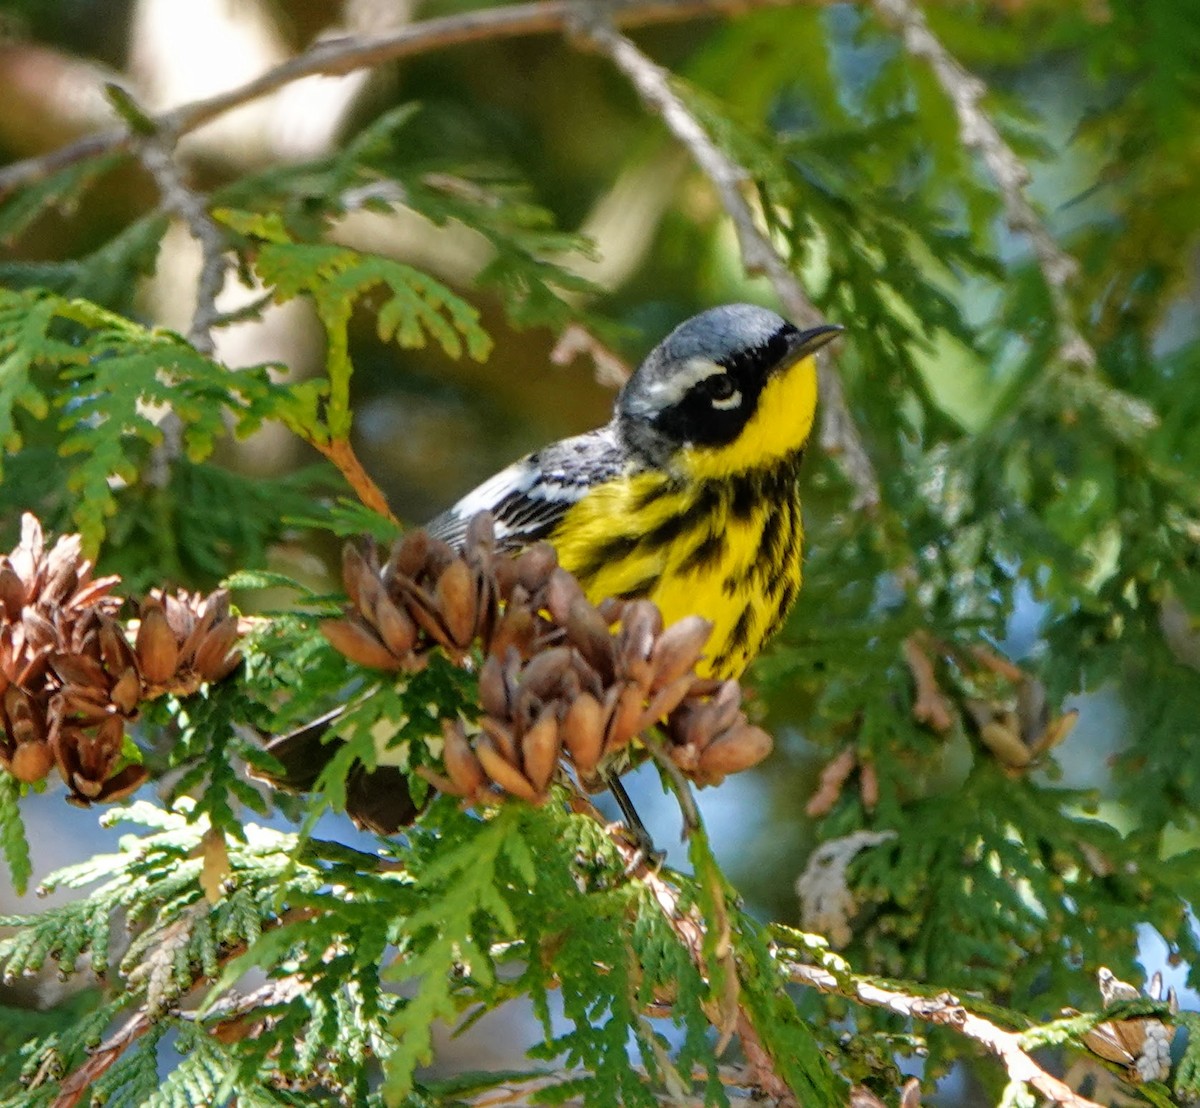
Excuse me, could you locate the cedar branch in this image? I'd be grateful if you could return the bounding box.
[787,961,1106,1108]
[311,436,399,523]
[49,906,318,1107]
[577,784,1103,1105]
[572,792,799,1101]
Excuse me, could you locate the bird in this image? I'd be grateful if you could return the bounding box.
[261,303,841,832]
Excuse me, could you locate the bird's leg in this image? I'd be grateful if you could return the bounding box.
[604,771,665,870]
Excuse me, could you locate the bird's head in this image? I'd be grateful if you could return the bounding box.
[616,304,842,477]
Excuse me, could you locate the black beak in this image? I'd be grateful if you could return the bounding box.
[788,323,843,360]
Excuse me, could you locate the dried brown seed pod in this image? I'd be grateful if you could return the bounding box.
[486,604,538,660]
[92,763,150,803]
[319,618,401,671]
[567,649,605,700]
[21,608,56,652]
[162,593,197,642]
[15,647,51,691]
[521,708,561,793]
[53,688,114,726]
[561,691,605,777]
[385,529,430,583]
[477,576,502,653]
[513,543,558,595]
[97,618,138,678]
[442,719,489,799]
[49,653,108,691]
[4,685,44,745]
[178,590,229,665]
[436,559,479,649]
[666,700,712,759]
[615,601,661,686]
[52,713,135,803]
[426,537,458,577]
[516,646,573,701]
[478,654,510,718]
[397,578,455,650]
[511,687,544,735]
[66,575,122,614]
[109,668,143,715]
[565,596,616,683]
[545,567,586,626]
[603,681,646,756]
[649,616,712,691]
[475,735,540,803]
[708,680,744,734]
[492,554,518,601]
[465,511,496,565]
[479,716,520,765]
[0,564,27,617]
[42,534,83,605]
[136,603,180,685]
[9,740,54,784]
[190,619,242,683]
[341,544,373,610]
[368,594,418,659]
[8,514,42,584]
[353,568,391,633]
[696,724,773,783]
[638,673,696,733]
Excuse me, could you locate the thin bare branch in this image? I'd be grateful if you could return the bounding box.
[570,14,883,514]
[137,138,229,356]
[51,1010,152,1108]
[789,961,1106,1108]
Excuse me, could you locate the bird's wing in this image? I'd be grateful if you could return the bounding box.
[427,427,624,552]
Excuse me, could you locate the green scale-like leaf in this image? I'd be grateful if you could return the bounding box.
[215,208,492,442]
[0,775,32,895]
[0,288,289,551]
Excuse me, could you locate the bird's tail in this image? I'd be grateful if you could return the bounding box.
[254,710,423,835]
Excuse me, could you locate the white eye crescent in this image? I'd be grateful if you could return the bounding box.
[705,373,741,410]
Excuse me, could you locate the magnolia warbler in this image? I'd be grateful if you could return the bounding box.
[430,303,839,677]
[264,304,840,830]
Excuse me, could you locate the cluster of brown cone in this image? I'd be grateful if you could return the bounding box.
[323,513,773,807]
[0,515,242,804]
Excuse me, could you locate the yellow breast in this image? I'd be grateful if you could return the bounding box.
[550,464,804,679]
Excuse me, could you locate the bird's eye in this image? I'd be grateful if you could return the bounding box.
[704,374,741,409]
[708,375,734,398]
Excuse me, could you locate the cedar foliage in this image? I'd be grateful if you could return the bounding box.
[0,1,1199,1104]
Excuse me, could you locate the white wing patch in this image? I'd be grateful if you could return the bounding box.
[450,459,541,525]
[426,427,625,552]
[427,455,590,549]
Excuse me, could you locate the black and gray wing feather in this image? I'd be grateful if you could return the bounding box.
[427,427,625,552]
